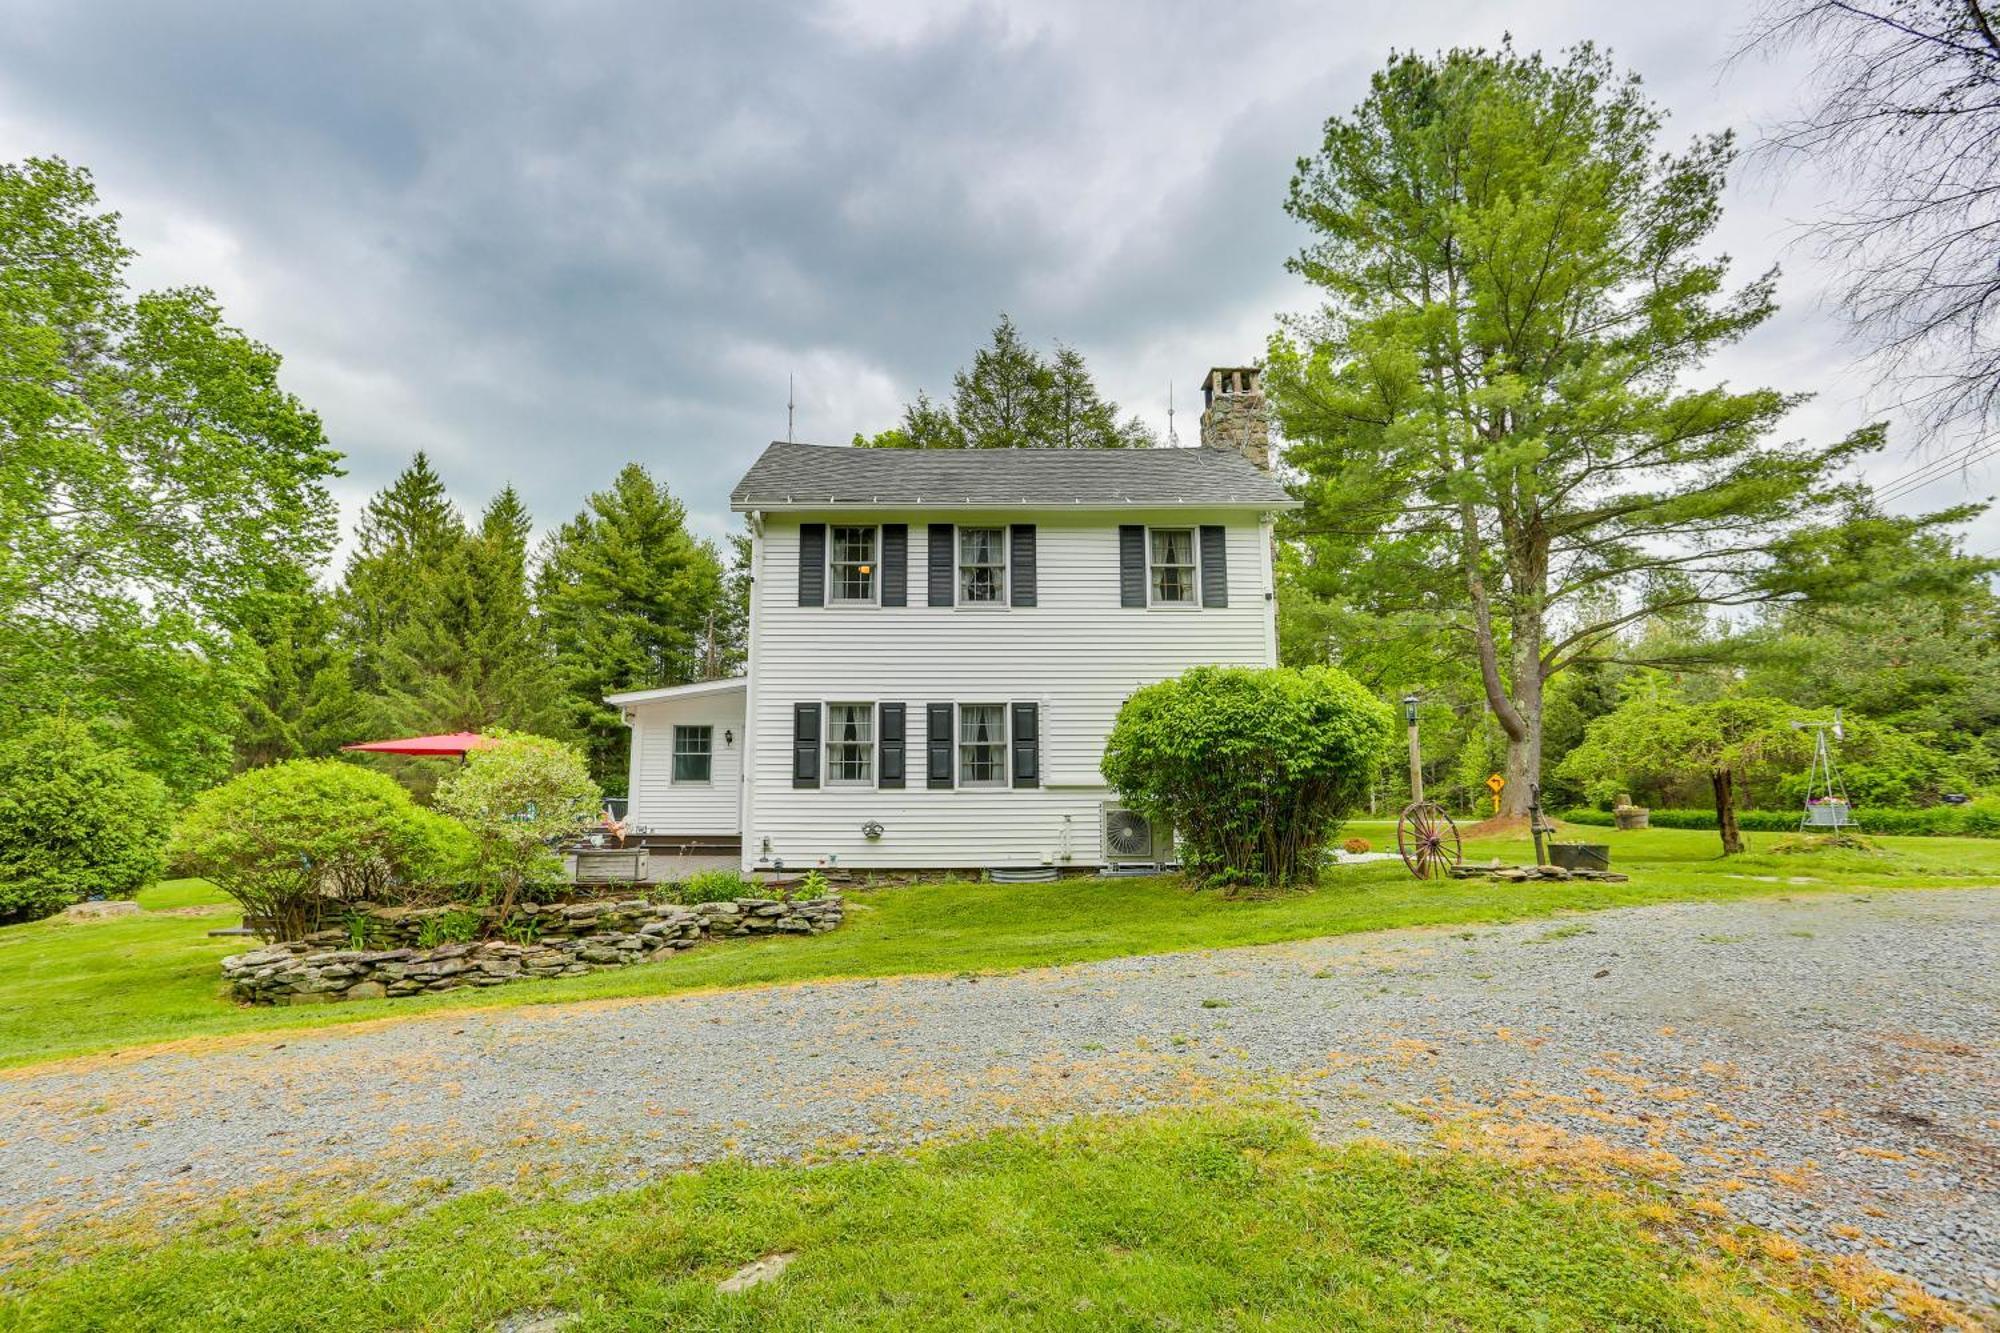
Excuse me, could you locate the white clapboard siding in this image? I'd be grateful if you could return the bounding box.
[742,509,1278,869]
[625,691,746,837]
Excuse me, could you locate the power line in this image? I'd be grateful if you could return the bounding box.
[1872,435,2000,504]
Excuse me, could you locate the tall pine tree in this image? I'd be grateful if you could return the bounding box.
[857,315,1155,450]
[340,452,465,700]
[231,562,363,768]
[536,465,726,790]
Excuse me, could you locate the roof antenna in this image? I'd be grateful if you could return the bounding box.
[1167,380,1179,448]
[787,373,795,443]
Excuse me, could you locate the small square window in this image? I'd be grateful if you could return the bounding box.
[1149,528,1196,606]
[672,725,712,783]
[958,704,1007,787]
[830,526,877,604]
[826,703,874,785]
[958,526,1006,604]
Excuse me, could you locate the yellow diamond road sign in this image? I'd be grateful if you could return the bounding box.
[1485,773,1505,793]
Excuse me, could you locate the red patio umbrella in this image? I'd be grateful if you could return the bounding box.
[340,731,495,758]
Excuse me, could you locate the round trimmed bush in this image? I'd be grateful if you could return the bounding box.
[171,760,470,940]
[1102,665,1395,890]
[0,716,170,923]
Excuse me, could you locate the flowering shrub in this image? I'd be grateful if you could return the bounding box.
[1342,837,1372,855]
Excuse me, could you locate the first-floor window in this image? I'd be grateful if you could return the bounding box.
[1149,528,1196,605]
[958,704,1006,786]
[826,703,874,784]
[672,725,712,782]
[958,526,1006,604]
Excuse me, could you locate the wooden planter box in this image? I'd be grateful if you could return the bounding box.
[1548,843,1611,872]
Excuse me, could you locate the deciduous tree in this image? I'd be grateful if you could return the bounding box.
[0,156,338,794]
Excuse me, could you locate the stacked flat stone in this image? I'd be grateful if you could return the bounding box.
[1444,865,1630,884]
[220,894,844,1006]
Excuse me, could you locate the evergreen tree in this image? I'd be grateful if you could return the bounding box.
[371,486,563,738]
[231,564,363,769]
[536,465,726,789]
[857,315,1155,450]
[340,452,466,699]
[1270,43,1986,813]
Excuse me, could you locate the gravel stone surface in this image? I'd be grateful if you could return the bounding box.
[2,888,1994,1306]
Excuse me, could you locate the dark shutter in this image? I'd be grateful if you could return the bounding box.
[792,702,821,788]
[797,523,826,608]
[1010,702,1039,788]
[881,524,908,607]
[879,702,906,788]
[1118,525,1146,608]
[1199,525,1228,608]
[1009,524,1036,607]
[927,523,954,607]
[926,702,954,788]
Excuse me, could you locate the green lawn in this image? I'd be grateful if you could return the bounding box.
[0,1106,1946,1331]
[2,823,1996,1070]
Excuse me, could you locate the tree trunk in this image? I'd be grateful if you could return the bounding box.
[1711,767,1743,855]
[1500,601,1544,818]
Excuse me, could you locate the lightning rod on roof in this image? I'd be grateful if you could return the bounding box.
[787,373,795,444]
[1167,380,1179,448]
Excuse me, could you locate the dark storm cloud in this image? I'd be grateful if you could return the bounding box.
[2,0,1992,554]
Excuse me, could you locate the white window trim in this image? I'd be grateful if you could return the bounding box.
[826,524,881,607]
[824,701,877,788]
[1146,526,1202,610]
[957,702,1009,789]
[955,524,1009,610]
[670,724,713,786]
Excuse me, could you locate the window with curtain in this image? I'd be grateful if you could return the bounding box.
[826,703,874,784]
[957,526,1006,604]
[958,704,1006,786]
[1149,528,1196,605]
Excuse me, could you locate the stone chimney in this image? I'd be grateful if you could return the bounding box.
[1198,365,1270,470]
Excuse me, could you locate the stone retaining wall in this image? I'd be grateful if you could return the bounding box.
[220,894,843,1005]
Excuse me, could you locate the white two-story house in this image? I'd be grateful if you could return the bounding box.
[607,366,1296,875]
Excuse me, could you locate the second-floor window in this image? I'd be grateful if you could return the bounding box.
[958,527,1006,604]
[1149,528,1197,606]
[826,703,874,784]
[831,526,877,604]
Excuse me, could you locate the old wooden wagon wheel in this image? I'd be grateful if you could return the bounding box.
[1396,800,1462,880]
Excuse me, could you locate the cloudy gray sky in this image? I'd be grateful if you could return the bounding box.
[3,0,1995,563]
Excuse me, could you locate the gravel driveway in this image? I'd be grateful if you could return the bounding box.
[2,888,1994,1305]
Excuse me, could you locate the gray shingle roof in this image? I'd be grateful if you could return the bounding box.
[730,441,1296,510]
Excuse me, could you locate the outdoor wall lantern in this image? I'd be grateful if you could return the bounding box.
[724,728,734,746]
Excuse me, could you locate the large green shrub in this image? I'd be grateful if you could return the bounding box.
[1102,665,1394,890]
[0,717,171,923]
[432,732,601,914]
[171,760,468,940]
